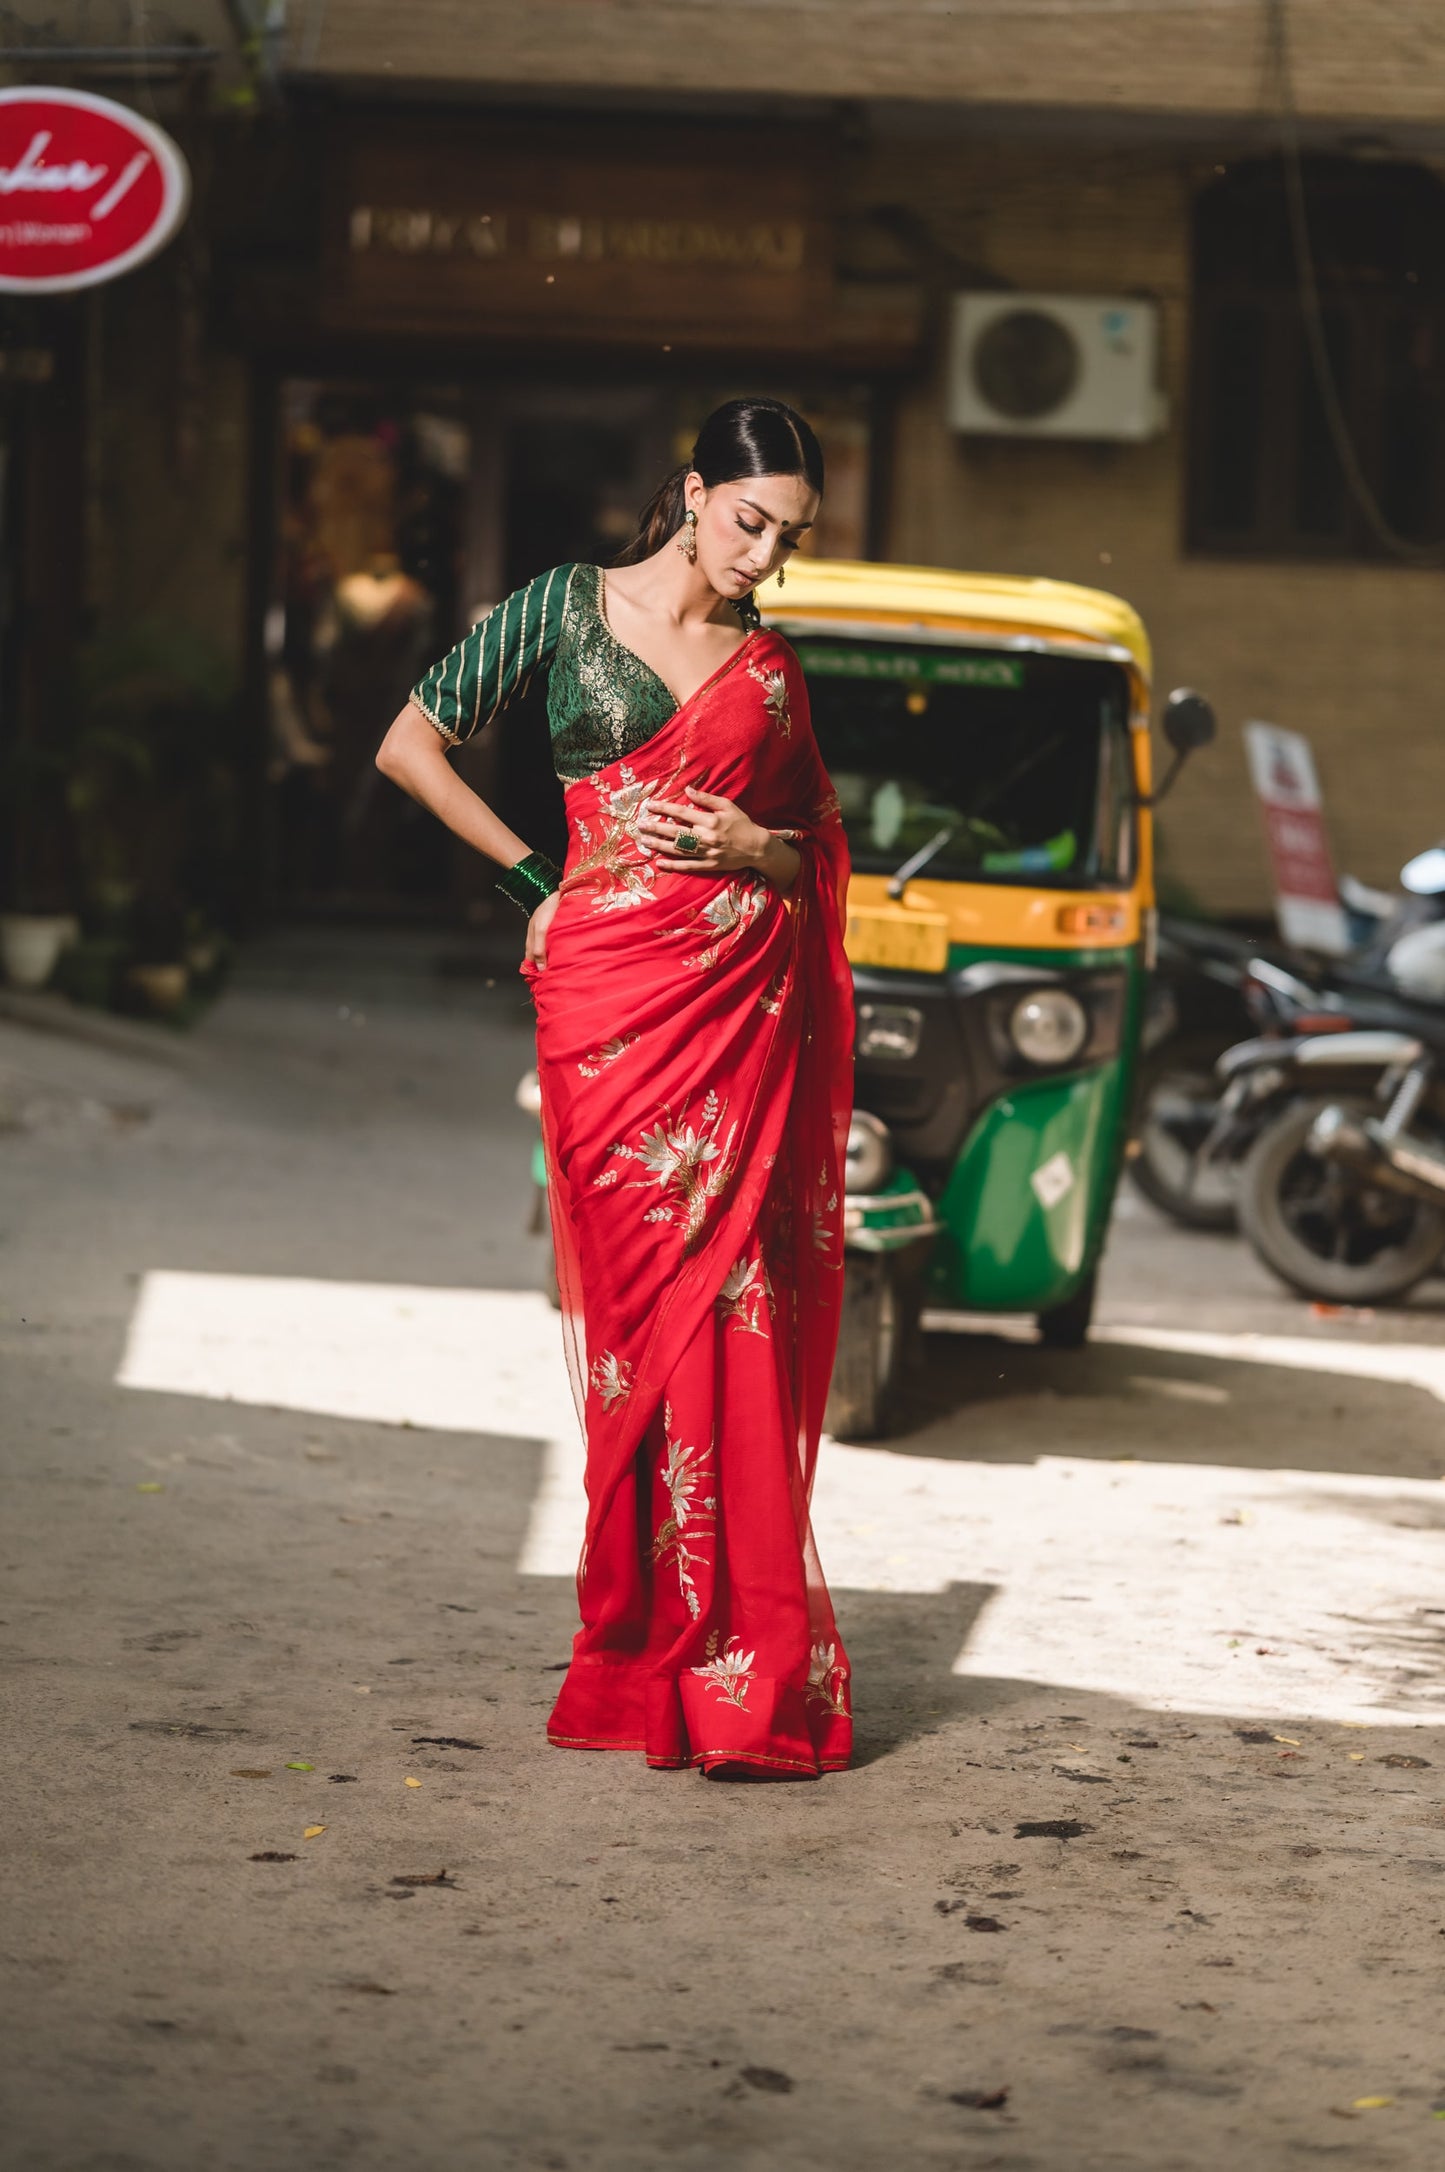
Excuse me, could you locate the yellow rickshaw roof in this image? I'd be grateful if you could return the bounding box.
[757,557,1151,682]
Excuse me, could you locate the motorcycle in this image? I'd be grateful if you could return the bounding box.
[1131,845,1445,1234]
[1219,853,1445,1303]
[1230,1003,1445,1304]
[1130,936,1348,1230]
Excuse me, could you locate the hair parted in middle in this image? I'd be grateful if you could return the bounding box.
[612,397,825,568]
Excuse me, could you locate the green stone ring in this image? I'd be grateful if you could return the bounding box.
[675,830,701,856]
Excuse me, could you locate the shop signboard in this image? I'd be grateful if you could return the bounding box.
[1243,720,1352,955]
[319,119,847,353]
[0,87,189,294]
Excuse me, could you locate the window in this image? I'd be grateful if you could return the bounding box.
[797,642,1136,890]
[1188,159,1445,560]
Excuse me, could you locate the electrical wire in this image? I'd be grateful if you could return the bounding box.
[1264,0,1445,564]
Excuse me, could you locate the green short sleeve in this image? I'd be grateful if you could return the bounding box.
[410,564,576,746]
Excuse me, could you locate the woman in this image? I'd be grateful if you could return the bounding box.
[376,399,854,1778]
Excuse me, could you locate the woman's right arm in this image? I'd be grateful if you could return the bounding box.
[375,707,559,966]
[376,568,573,962]
[375,701,531,866]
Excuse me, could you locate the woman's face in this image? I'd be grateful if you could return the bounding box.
[685,471,820,602]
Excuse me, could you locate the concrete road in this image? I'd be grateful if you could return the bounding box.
[2,931,1442,2172]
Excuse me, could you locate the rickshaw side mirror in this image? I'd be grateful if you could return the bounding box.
[1163,689,1217,754]
[1140,688,1217,805]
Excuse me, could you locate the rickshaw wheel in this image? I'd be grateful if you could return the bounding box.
[825,1251,917,1441]
[1037,1270,1097,1349]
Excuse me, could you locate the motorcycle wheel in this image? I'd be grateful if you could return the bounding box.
[1239,1095,1445,1303]
[1128,1038,1238,1232]
[824,1251,917,1442]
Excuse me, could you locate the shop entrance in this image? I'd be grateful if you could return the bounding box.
[265,374,872,918]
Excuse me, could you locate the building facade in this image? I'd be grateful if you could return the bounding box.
[6,0,1445,923]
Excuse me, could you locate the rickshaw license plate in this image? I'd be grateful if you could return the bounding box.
[844,909,950,974]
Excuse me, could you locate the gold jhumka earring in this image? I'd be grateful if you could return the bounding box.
[776,563,785,588]
[677,508,698,561]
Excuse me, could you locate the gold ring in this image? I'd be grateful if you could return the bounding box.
[676,831,701,855]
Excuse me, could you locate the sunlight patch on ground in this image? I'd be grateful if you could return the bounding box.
[117,1270,1443,1727]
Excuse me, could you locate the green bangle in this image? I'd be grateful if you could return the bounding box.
[496,851,563,913]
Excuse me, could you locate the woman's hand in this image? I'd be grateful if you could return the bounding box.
[639,787,776,876]
[525,888,561,969]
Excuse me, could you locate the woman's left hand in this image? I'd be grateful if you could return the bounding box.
[638,787,772,875]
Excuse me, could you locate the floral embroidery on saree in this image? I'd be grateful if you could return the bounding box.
[577,1032,640,1079]
[691,877,769,971]
[603,1088,737,1248]
[811,1163,842,1262]
[806,1641,850,1719]
[747,659,792,738]
[716,1252,774,1337]
[564,764,670,913]
[651,1406,716,1620]
[589,1350,634,1409]
[691,1631,756,1709]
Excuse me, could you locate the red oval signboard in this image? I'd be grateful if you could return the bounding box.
[0,87,189,293]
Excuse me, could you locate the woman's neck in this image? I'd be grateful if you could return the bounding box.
[606,544,740,630]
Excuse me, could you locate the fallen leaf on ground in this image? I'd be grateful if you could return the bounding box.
[284,1761,314,1772]
[390,1870,456,1887]
[230,1768,272,1779]
[342,1982,395,1995]
[1272,1735,1301,1747]
[303,1825,326,1839]
[404,1777,422,1788]
[739,2067,793,2094]
[964,1915,1007,1933]
[948,2086,1010,2109]
[1352,2096,1393,2109]
[249,1851,298,1863]
[411,1736,484,1751]
[328,1774,358,1783]
[1348,1753,1366,1762]
[1016,1820,1092,1840]
[134,1483,164,1493]
[1377,1754,1430,1770]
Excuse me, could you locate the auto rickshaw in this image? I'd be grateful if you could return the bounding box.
[757,559,1215,1438]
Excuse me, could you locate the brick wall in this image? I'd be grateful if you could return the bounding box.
[300,0,1445,128]
[857,137,1445,915]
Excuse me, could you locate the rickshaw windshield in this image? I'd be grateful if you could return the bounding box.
[797,638,1136,888]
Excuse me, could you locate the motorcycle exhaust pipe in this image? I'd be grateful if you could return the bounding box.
[1308,1105,1445,1204]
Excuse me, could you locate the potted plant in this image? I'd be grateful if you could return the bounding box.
[0,736,79,989]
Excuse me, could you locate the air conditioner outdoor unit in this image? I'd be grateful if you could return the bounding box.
[947,291,1166,441]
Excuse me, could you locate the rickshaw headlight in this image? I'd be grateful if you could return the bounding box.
[1009,988,1089,1068]
[845,1110,893,1194]
[857,1002,925,1062]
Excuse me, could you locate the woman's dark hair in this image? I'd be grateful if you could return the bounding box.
[614,397,825,567]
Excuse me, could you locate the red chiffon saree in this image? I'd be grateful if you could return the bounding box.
[525,628,854,1776]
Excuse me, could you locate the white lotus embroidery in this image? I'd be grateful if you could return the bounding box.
[691,878,769,971]
[605,1089,737,1247]
[651,1406,716,1620]
[747,660,792,738]
[691,1632,755,1709]
[568,765,671,912]
[717,1252,774,1337]
[588,1350,633,1410]
[806,1640,850,1718]
[811,1162,841,1261]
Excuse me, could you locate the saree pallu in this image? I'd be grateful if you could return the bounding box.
[525,632,854,1776]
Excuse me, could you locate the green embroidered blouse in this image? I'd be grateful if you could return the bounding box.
[410,561,757,784]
